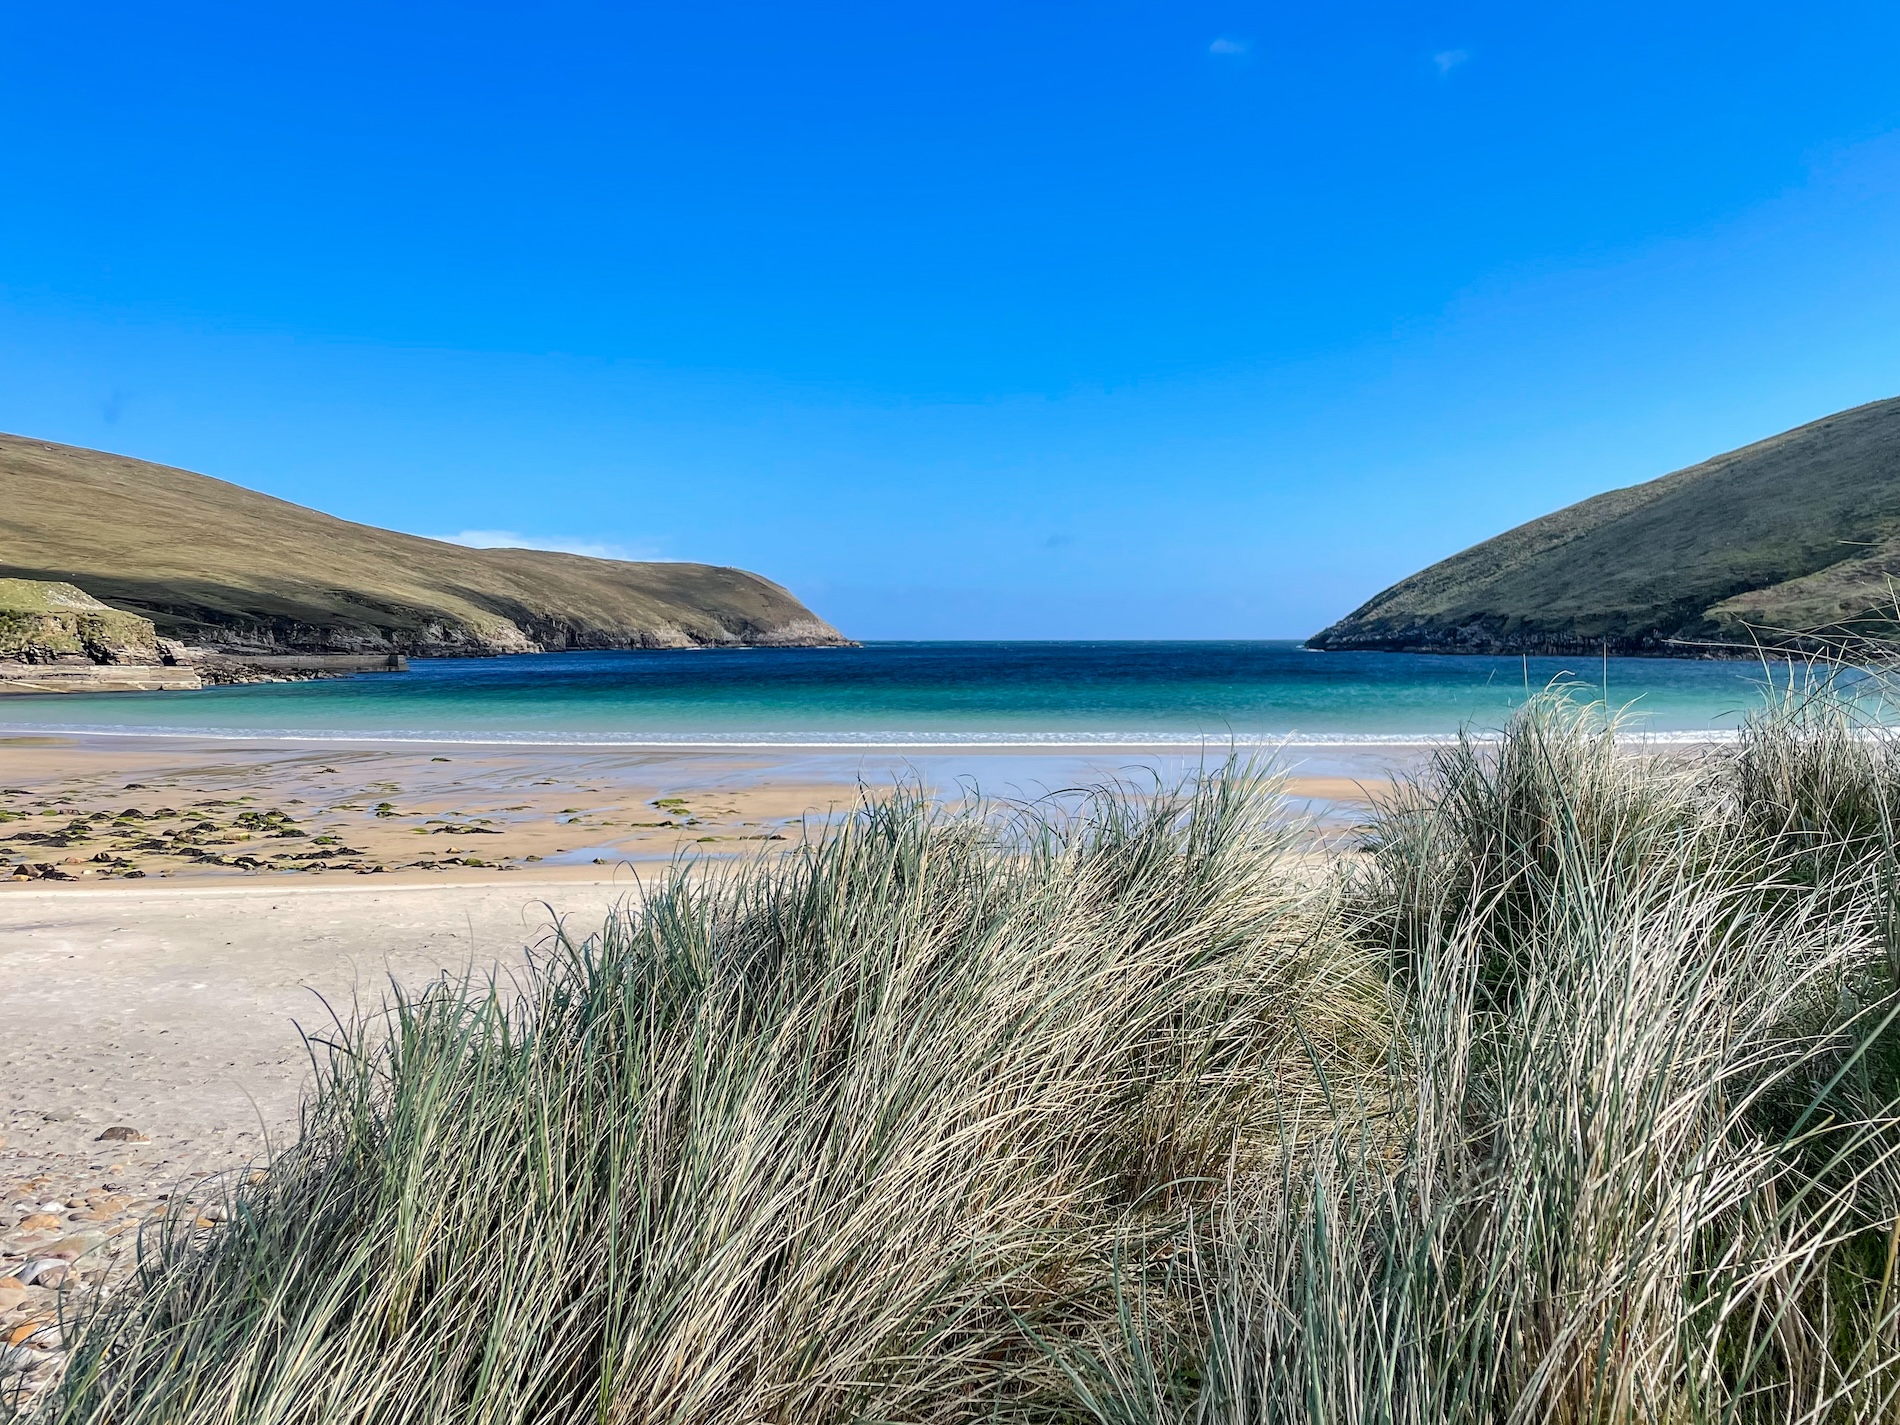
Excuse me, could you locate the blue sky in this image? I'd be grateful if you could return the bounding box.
[3,2,1899,639]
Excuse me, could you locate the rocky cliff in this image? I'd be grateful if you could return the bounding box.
[0,433,851,657]
[0,578,168,664]
[0,578,207,693]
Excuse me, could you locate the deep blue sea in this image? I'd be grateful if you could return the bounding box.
[0,642,1817,747]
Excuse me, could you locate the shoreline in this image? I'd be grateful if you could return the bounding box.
[0,724,1746,751]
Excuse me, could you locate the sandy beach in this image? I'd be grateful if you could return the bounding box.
[0,729,1404,1357]
[0,874,637,1360]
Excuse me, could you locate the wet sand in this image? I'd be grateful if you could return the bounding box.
[1,733,1409,887]
[0,736,864,887]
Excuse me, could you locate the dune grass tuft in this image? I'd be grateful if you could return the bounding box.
[16,690,1900,1423]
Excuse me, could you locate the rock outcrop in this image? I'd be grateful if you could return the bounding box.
[0,579,205,693]
[0,579,166,665]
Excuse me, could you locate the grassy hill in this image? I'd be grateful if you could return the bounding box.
[1308,395,1900,655]
[0,433,848,655]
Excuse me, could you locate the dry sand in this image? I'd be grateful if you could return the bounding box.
[0,874,644,1371]
[1,878,640,1171]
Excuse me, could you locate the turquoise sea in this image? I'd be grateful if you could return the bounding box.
[0,642,1815,748]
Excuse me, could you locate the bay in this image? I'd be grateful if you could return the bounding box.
[0,641,1810,747]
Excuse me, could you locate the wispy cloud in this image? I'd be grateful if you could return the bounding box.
[1433,48,1469,76]
[1208,36,1249,57]
[428,529,660,561]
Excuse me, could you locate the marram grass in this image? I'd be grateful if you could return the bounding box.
[16,693,1900,1424]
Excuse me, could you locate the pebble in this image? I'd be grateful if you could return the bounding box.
[3,1128,261,1396]
[16,1260,70,1288]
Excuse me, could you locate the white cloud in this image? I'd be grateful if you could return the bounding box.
[1208,37,1249,56]
[1433,48,1469,76]
[428,529,660,561]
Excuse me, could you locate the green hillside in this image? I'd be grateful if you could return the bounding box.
[1308,395,1900,655]
[0,433,848,655]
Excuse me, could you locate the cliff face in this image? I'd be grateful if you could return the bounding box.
[0,578,208,692]
[0,578,165,664]
[1309,395,1900,656]
[0,433,851,657]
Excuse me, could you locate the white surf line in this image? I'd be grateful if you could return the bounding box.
[0,726,1747,751]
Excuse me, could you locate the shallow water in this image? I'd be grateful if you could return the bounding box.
[0,641,1813,747]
